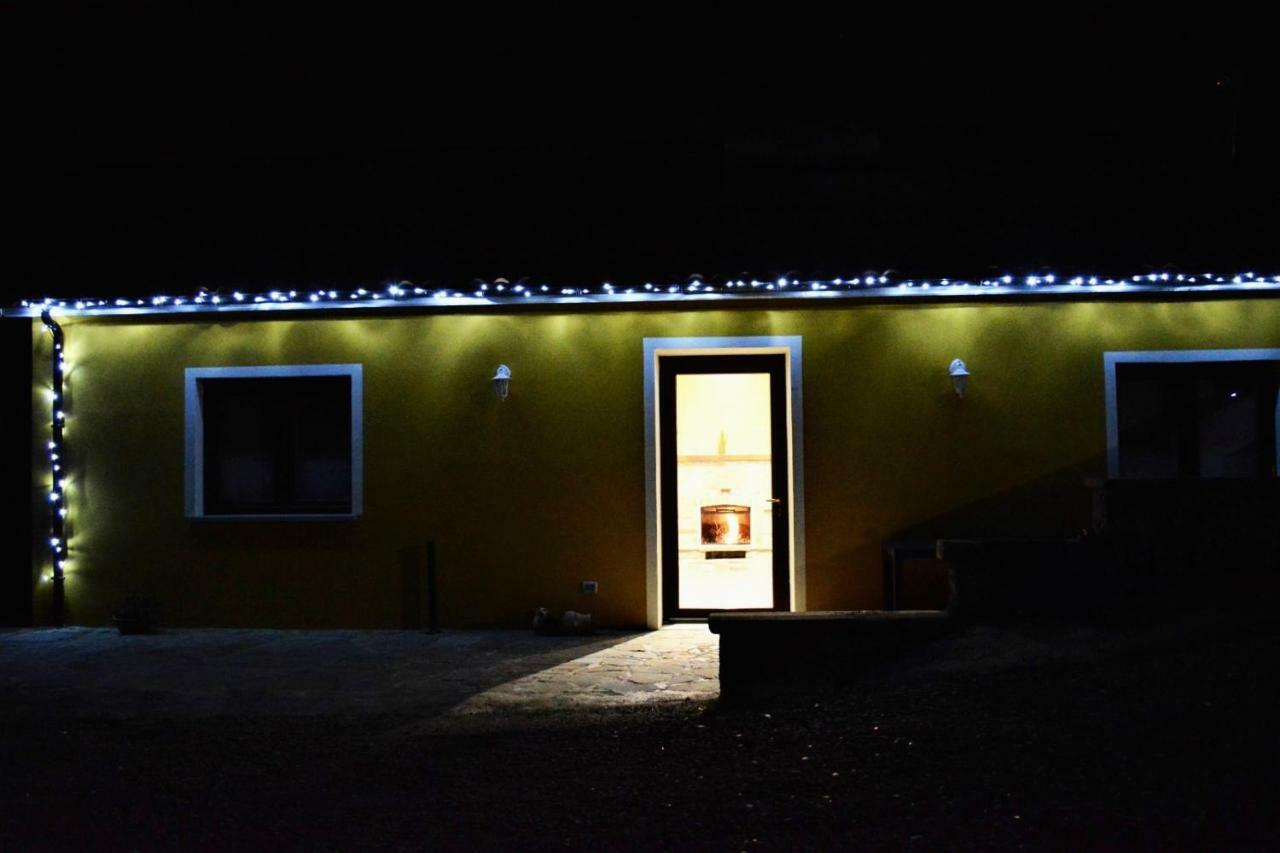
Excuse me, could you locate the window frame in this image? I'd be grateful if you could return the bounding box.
[184,364,364,520]
[1104,349,1280,479]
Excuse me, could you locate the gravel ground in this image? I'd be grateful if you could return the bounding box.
[2,609,1277,851]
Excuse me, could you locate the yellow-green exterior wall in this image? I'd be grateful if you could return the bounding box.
[30,298,1280,628]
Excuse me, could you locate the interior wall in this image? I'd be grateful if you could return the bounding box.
[29,297,1280,627]
[674,372,776,611]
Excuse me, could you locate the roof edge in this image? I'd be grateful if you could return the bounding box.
[7,273,1280,319]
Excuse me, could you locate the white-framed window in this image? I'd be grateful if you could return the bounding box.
[184,365,363,519]
[1105,349,1280,480]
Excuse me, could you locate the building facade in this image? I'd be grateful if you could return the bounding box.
[12,278,1280,628]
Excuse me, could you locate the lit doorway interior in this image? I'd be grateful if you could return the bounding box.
[659,354,790,618]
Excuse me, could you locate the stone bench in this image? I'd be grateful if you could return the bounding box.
[708,610,953,704]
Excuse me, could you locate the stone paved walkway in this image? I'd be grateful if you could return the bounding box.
[0,625,719,720]
[456,624,719,712]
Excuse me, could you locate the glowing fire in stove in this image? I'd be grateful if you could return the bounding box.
[724,512,741,543]
[701,504,751,545]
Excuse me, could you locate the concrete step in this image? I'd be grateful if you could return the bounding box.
[709,610,953,703]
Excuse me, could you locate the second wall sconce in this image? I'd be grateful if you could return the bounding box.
[949,358,970,397]
[493,364,512,401]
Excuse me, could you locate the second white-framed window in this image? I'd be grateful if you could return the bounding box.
[1105,349,1280,480]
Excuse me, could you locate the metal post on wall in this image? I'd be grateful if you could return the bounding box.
[399,540,440,632]
[426,540,440,633]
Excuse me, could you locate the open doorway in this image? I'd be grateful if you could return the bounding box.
[659,354,790,617]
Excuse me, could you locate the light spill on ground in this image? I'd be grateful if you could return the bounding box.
[453,624,719,713]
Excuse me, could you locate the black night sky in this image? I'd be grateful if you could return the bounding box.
[4,10,1278,301]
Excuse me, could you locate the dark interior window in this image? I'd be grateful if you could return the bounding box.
[201,376,352,514]
[1116,360,1280,479]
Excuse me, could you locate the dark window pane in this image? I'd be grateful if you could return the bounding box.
[1117,361,1279,480]
[213,395,277,504]
[201,375,352,514]
[1196,378,1261,478]
[292,389,352,505]
[1116,370,1180,479]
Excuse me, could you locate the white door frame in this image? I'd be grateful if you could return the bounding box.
[643,336,805,628]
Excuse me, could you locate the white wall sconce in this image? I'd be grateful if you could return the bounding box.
[949,358,970,397]
[493,364,512,401]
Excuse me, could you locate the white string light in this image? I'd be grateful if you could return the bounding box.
[39,310,68,609]
[7,272,1279,318]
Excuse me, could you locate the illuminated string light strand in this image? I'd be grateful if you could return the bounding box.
[8,271,1280,317]
[39,309,68,616]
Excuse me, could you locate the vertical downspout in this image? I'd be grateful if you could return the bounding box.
[39,309,66,626]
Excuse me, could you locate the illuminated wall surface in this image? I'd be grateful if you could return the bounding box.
[29,298,1280,627]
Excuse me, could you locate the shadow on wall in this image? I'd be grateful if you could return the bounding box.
[892,472,1280,613]
[893,469,1280,580]
[895,457,1101,541]
[819,457,1104,610]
